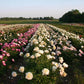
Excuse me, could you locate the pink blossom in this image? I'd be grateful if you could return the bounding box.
[3,50,6,53]
[63,46,68,51]
[16,49,18,52]
[79,49,84,54]
[12,59,15,62]
[5,59,7,61]
[6,53,10,57]
[18,49,21,52]
[0,24,39,66]
[0,55,3,60]
[56,51,61,56]
[12,48,15,51]
[0,49,3,51]
[79,53,82,57]
[2,53,5,56]
[0,43,3,45]
[2,61,6,66]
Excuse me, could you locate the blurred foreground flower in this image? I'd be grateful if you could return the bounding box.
[25,72,33,80]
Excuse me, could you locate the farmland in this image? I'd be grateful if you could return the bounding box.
[0,22,84,84]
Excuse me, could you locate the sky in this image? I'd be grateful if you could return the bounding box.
[0,0,84,18]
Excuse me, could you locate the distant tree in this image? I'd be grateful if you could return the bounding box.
[81,12,84,22]
[0,16,55,20]
[59,9,83,23]
[40,17,43,20]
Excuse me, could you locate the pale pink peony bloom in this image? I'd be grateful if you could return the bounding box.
[79,49,84,54]
[79,53,82,56]
[6,53,10,57]
[0,55,3,60]
[12,59,15,62]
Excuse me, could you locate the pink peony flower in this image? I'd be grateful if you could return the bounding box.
[12,48,15,51]
[63,46,68,51]
[79,53,82,57]
[2,61,6,66]
[79,49,84,54]
[0,43,3,45]
[12,59,15,62]
[6,53,10,57]
[2,53,5,56]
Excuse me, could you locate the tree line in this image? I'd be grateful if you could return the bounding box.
[59,9,84,23]
[0,17,55,20]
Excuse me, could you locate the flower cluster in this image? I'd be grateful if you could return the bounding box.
[0,24,39,66]
[48,24,84,42]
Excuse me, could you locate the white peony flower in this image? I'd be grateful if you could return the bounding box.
[24,53,30,57]
[33,47,39,52]
[32,39,38,43]
[60,66,64,72]
[39,44,45,48]
[52,61,56,65]
[42,68,49,75]
[53,45,56,50]
[34,41,39,45]
[35,53,41,58]
[30,55,35,59]
[52,66,57,72]
[50,40,54,45]
[38,50,44,54]
[19,66,25,73]
[49,48,52,51]
[48,46,51,48]
[63,63,68,68]
[60,71,67,77]
[51,52,56,56]
[52,56,55,59]
[44,50,49,53]
[12,71,17,77]
[81,46,84,48]
[59,57,64,63]
[19,52,23,56]
[46,55,52,59]
[17,33,20,36]
[25,72,33,80]
[58,63,62,68]
[52,61,59,68]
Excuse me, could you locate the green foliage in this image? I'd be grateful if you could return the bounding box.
[0,17,55,21]
[59,9,84,23]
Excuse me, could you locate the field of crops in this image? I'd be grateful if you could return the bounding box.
[0,23,84,84]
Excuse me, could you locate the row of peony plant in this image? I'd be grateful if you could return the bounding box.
[47,24,84,56]
[47,24,84,42]
[11,24,70,83]
[0,24,33,43]
[0,24,39,67]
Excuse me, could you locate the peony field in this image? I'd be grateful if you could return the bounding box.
[0,24,84,84]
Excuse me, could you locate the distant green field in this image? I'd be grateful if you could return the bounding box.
[0,20,59,24]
